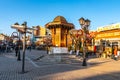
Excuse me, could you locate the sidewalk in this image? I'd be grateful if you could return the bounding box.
[0,50,120,80]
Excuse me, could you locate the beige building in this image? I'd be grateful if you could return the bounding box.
[95,23,120,48]
[0,33,6,41]
[0,33,12,44]
[33,26,47,45]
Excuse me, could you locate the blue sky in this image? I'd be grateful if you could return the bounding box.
[0,0,120,35]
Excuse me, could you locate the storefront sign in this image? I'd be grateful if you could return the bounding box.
[97,23,120,32]
[96,31,120,38]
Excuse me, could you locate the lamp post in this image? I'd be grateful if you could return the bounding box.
[11,21,35,73]
[21,22,27,73]
[79,17,90,66]
[11,23,21,61]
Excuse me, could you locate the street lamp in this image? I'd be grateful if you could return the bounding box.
[11,23,21,61]
[79,17,90,66]
[11,31,21,60]
[11,21,35,73]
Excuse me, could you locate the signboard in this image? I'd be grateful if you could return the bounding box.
[97,23,120,32]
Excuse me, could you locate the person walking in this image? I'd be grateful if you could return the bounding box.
[113,46,118,60]
[15,45,19,56]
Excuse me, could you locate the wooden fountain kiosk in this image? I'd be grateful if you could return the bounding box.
[45,16,74,47]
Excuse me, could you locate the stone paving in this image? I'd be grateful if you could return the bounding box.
[0,50,120,80]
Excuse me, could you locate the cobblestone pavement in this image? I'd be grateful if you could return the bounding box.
[0,50,120,80]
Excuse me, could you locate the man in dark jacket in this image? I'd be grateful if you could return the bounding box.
[15,45,19,56]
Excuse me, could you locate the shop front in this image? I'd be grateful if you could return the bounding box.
[95,23,120,58]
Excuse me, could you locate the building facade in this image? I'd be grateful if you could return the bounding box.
[0,33,12,45]
[33,26,47,45]
[95,23,120,49]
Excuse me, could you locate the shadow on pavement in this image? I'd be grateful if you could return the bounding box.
[0,50,118,80]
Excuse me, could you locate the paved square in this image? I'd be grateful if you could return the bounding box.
[0,50,120,80]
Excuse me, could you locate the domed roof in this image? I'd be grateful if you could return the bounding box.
[45,16,75,29]
[53,16,67,23]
